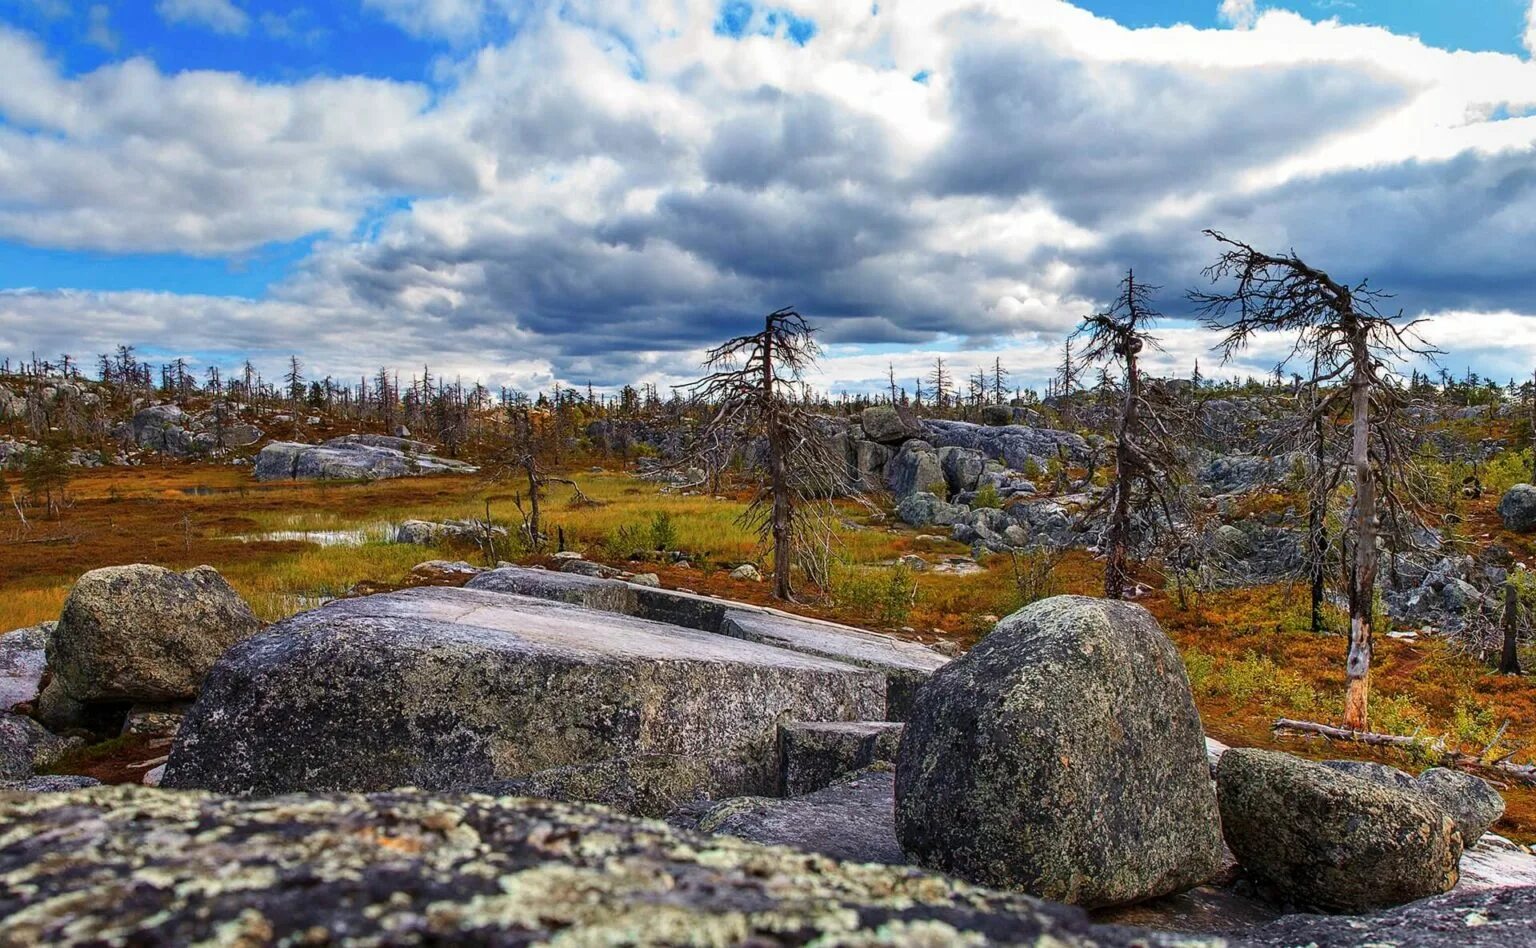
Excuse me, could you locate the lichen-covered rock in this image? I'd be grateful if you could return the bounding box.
[1216,749,1462,913]
[0,624,49,712]
[0,712,77,780]
[895,595,1223,907]
[486,753,763,816]
[1417,768,1505,846]
[467,565,638,612]
[0,785,1207,947]
[896,490,967,527]
[0,774,99,793]
[720,609,947,720]
[1322,760,1505,847]
[164,587,885,802]
[860,405,923,445]
[37,565,261,732]
[699,768,907,865]
[1245,883,1536,947]
[779,720,904,795]
[1498,484,1536,533]
[887,440,946,498]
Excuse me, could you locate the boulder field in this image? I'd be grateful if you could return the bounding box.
[253,433,477,481]
[2,562,1534,944]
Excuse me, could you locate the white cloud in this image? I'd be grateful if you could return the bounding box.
[3,1,1536,389]
[155,0,251,36]
[1526,0,1536,58]
[83,4,116,51]
[1218,0,1259,30]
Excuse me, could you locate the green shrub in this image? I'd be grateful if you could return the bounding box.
[830,561,918,627]
[971,483,1003,509]
[649,511,678,551]
[924,480,949,500]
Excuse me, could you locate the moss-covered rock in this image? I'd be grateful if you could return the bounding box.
[895,596,1223,908]
[0,784,1207,947]
[779,720,904,795]
[1217,749,1462,913]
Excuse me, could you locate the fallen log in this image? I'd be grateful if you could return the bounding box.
[1272,717,1536,789]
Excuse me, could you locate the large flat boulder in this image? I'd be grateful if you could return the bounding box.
[721,609,946,719]
[253,435,476,481]
[896,595,1224,908]
[464,566,950,717]
[1217,749,1462,913]
[163,587,885,806]
[0,785,1179,947]
[38,565,262,733]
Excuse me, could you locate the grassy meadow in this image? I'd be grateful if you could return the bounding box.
[7,461,1536,841]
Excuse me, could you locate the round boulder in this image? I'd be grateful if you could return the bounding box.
[1216,749,1462,913]
[1497,484,1536,533]
[895,595,1223,907]
[38,565,262,731]
[860,405,923,445]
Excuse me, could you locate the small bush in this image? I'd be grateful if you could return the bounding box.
[831,561,919,627]
[971,483,1003,509]
[649,511,678,551]
[924,480,949,501]
[1005,546,1065,611]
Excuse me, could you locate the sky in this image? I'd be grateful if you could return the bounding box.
[0,0,1534,396]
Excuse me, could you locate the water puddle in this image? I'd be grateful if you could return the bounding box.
[229,521,397,547]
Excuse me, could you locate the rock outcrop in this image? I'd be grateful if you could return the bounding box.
[0,712,76,781]
[163,587,885,811]
[1498,484,1536,533]
[254,434,477,481]
[1217,749,1462,913]
[778,720,903,795]
[698,768,906,865]
[0,785,1197,948]
[1322,759,1506,847]
[895,596,1223,907]
[37,565,262,733]
[0,624,49,712]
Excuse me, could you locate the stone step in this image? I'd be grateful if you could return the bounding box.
[778,720,904,796]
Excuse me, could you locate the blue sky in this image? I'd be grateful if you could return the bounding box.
[1,0,1535,390]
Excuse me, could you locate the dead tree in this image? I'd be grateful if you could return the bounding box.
[1075,270,1187,600]
[1501,578,1523,676]
[1192,230,1436,731]
[677,307,854,601]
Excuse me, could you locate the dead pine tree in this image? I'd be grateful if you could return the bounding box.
[1074,270,1187,600]
[676,307,853,602]
[1192,230,1437,731]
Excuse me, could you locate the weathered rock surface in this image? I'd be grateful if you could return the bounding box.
[886,440,945,498]
[1244,885,1536,947]
[895,595,1223,907]
[0,712,76,780]
[0,774,100,793]
[163,587,885,808]
[896,490,967,527]
[1217,749,1462,913]
[37,565,261,733]
[859,405,923,445]
[0,785,1202,947]
[779,720,903,795]
[1498,484,1536,533]
[395,518,507,545]
[1323,760,1506,847]
[720,609,947,719]
[465,566,949,718]
[0,624,49,712]
[699,768,906,865]
[254,434,477,481]
[922,419,1091,470]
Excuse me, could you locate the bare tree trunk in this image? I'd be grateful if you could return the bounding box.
[1344,333,1377,731]
[523,457,542,551]
[1103,346,1139,600]
[761,317,794,601]
[1501,579,1523,676]
[1309,411,1329,633]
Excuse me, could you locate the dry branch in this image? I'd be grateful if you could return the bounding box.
[1272,717,1536,788]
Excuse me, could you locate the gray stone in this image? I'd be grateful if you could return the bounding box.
[0,774,100,793]
[0,785,1181,947]
[1417,768,1505,846]
[859,405,923,445]
[698,768,906,865]
[0,625,49,712]
[887,440,946,498]
[779,720,903,795]
[852,440,894,488]
[467,566,638,612]
[1246,886,1536,947]
[0,713,76,780]
[560,558,622,579]
[629,572,661,588]
[896,491,967,527]
[729,564,763,582]
[720,608,948,719]
[38,565,262,732]
[395,519,446,544]
[939,446,987,495]
[481,753,764,816]
[1498,484,1536,533]
[254,436,477,482]
[1216,748,1462,913]
[922,419,1091,471]
[163,587,886,803]
[895,595,1223,908]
